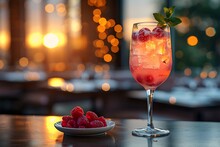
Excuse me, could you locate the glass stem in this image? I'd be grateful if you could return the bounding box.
[146,89,155,130]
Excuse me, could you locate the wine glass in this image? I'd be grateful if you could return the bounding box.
[129,22,172,137]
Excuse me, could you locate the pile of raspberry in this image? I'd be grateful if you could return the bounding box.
[132,27,167,42]
[61,106,107,128]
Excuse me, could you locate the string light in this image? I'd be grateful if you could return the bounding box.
[205,27,216,37]
[187,35,198,46]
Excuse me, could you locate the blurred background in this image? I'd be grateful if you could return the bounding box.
[0,0,220,121]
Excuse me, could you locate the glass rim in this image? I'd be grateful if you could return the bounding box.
[133,21,158,26]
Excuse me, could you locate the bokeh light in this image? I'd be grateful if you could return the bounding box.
[169,96,176,104]
[111,46,119,53]
[114,24,122,32]
[19,57,29,67]
[93,9,101,16]
[104,54,112,62]
[27,32,42,48]
[200,71,208,79]
[208,71,217,78]
[187,35,198,46]
[45,4,54,13]
[48,78,65,87]
[43,33,59,49]
[99,17,107,26]
[205,27,216,37]
[184,68,192,76]
[97,25,106,33]
[101,82,110,91]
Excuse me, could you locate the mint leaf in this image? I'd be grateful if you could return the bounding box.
[153,6,182,28]
[163,7,170,18]
[153,13,165,24]
[168,17,182,26]
[164,6,175,18]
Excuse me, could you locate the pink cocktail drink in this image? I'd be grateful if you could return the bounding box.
[130,24,172,90]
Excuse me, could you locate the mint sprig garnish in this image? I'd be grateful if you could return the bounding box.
[153,6,182,28]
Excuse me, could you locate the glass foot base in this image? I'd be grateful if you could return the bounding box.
[132,127,170,137]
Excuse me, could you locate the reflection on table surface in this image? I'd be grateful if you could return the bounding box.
[0,115,220,147]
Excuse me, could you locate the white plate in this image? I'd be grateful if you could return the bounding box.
[54,120,115,136]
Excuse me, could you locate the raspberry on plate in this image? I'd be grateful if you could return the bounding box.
[86,111,98,122]
[61,106,108,128]
[71,106,84,119]
[152,27,165,38]
[138,28,151,42]
[66,119,77,128]
[77,115,89,128]
[62,115,72,122]
[98,116,107,127]
[61,121,67,127]
[89,120,104,128]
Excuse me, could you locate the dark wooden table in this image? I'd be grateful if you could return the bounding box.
[0,115,220,147]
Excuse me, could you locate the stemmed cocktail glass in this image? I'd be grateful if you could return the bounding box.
[129,22,172,137]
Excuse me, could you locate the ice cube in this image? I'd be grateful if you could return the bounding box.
[141,55,160,69]
[131,41,147,55]
[145,40,156,51]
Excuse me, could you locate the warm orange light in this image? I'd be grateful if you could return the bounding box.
[107,35,115,43]
[56,3,66,16]
[200,71,208,79]
[19,57,29,67]
[110,38,119,46]
[0,31,10,50]
[99,17,107,26]
[205,27,216,37]
[93,9,101,16]
[45,4,54,13]
[169,96,176,104]
[70,20,82,33]
[111,46,119,53]
[45,116,61,135]
[61,83,74,92]
[57,33,67,47]
[104,22,111,30]
[93,15,101,23]
[101,82,110,91]
[98,32,107,40]
[184,68,192,76]
[48,78,65,87]
[208,71,217,78]
[95,40,104,48]
[187,36,198,46]
[96,0,106,7]
[27,33,42,48]
[108,19,115,27]
[88,0,96,5]
[43,33,59,49]
[114,24,122,33]
[97,25,106,33]
[104,54,112,62]
[176,16,190,33]
[101,45,109,54]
